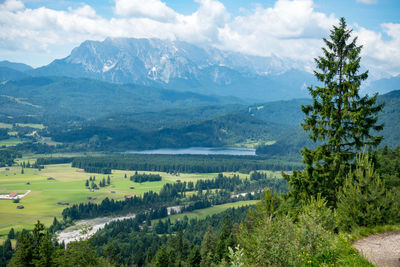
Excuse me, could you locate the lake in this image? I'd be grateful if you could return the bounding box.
[124,147,256,156]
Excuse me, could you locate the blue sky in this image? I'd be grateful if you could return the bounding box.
[0,0,399,79]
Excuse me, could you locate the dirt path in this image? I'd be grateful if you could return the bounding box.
[353,231,400,267]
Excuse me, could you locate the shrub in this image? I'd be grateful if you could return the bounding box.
[238,193,339,266]
[336,153,399,231]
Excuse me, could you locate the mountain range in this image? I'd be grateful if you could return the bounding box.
[0,37,399,152]
[1,37,399,102]
[29,37,316,101]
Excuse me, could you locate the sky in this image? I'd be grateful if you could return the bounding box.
[0,0,399,79]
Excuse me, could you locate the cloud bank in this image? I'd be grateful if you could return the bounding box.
[0,0,398,79]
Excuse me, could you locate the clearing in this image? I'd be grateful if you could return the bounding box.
[0,163,264,236]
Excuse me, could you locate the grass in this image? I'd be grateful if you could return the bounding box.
[39,137,62,146]
[16,123,45,129]
[0,138,23,147]
[348,224,400,243]
[155,200,258,224]
[0,164,252,237]
[0,123,12,129]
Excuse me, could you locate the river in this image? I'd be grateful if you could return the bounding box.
[57,214,136,244]
[124,147,256,156]
[57,206,184,244]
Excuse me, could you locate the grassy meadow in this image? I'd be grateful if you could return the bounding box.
[0,162,271,239]
[0,138,23,147]
[153,200,258,224]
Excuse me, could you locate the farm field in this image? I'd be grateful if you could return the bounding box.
[0,163,262,238]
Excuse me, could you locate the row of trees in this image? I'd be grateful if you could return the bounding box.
[71,154,303,174]
[62,172,287,220]
[130,173,162,183]
[90,206,250,266]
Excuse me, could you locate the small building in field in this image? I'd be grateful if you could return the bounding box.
[26,182,30,185]
[47,177,55,180]
[17,205,24,209]
[130,186,134,189]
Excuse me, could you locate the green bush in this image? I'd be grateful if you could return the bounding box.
[238,194,341,266]
[336,153,399,231]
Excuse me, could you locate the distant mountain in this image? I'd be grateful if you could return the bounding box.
[50,112,296,151]
[0,66,29,81]
[377,90,400,147]
[0,60,33,72]
[31,37,316,101]
[364,75,400,95]
[0,76,242,119]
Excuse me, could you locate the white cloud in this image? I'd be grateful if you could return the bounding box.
[114,0,178,22]
[0,0,24,11]
[218,0,337,70]
[0,0,398,79]
[356,0,377,4]
[357,23,400,78]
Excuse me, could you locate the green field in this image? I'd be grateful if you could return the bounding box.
[15,123,45,129]
[0,123,12,129]
[0,164,254,237]
[154,200,258,224]
[0,138,23,147]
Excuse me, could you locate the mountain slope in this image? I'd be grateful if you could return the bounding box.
[50,113,295,151]
[377,90,400,146]
[0,76,242,119]
[31,37,315,101]
[0,66,29,81]
[0,60,33,72]
[364,75,400,95]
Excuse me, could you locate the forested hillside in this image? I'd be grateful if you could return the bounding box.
[0,76,240,119]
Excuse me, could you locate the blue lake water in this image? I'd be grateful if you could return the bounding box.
[124,147,256,156]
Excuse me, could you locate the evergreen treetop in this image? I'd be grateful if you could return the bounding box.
[286,17,384,206]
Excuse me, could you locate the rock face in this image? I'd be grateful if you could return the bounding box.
[32,37,316,101]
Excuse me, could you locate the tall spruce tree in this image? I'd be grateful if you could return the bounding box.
[286,18,383,206]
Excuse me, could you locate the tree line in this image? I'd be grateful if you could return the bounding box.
[62,173,287,220]
[130,172,162,183]
[71,154,303,174]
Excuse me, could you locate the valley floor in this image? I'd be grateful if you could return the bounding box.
[0,161,272,240]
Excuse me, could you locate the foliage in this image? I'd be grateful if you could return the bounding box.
[8,221,55,267]
[0,238,13,267]
[236,191,376,266]
[62,173,286,220]
[53,241,111,267]
[72,154,302,174]
[375,146,400,188]
[8,221,111,267]
[285,18,383,206]
[130,173,162,183]
[89,206,249,266]
[336,152,399,231]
